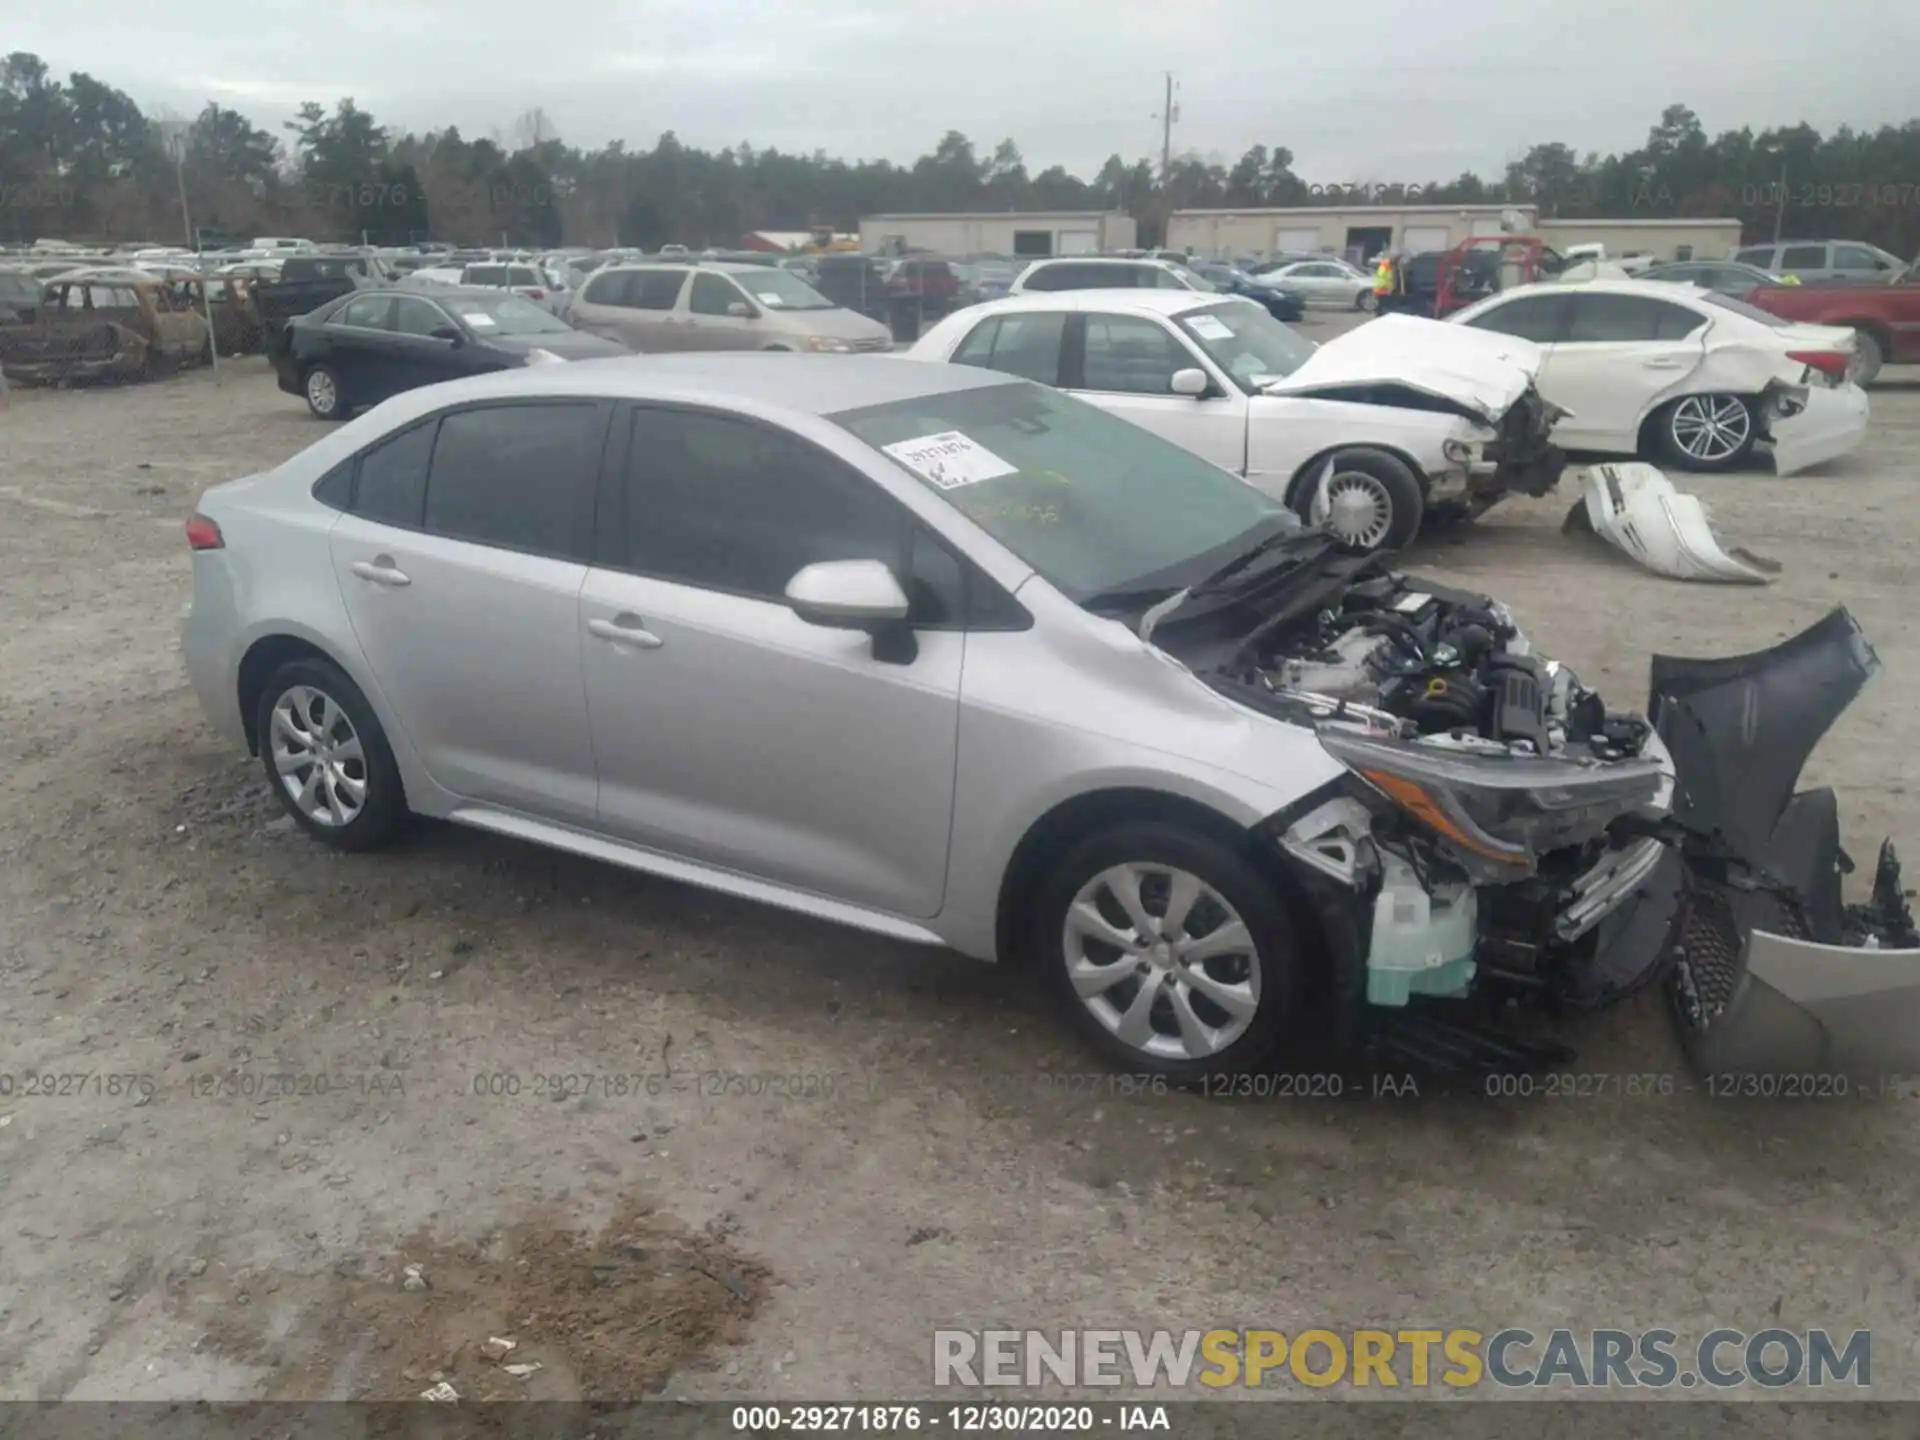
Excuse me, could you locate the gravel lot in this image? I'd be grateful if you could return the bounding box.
[4,328,1920,1403]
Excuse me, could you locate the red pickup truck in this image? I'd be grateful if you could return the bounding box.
[1747,264,1920,385]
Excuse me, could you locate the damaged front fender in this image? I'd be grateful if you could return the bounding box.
[1654,609,1920,1079]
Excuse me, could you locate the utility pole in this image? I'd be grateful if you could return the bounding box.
[1156,72,1179,181]
[1772,159,1789,245]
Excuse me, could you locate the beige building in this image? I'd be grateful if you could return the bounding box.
[1534,217,1744,263]
[858,211,1137,258]
[1170,206,1745,265]
[1170,205,1534,263]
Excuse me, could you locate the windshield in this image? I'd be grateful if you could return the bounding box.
[441,293,571,334]
[730,267,837,310]
[1167,265,1217,293]
[831,380,1287,601]
[1173,302,1316,392]
[0,271,43,305]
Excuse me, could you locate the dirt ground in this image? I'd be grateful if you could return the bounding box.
[4,327,1920,1404]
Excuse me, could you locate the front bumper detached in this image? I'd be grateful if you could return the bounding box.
[1654,607,1920,1080]
[1569,463,1781,585]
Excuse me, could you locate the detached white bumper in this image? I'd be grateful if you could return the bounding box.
[1770,382,1869,477]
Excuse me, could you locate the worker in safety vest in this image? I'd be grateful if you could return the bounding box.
[1371,252,1405,313]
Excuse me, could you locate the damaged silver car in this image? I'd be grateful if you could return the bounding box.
[180,356,1909,1085]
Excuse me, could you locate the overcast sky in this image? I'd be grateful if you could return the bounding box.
[12,0,1919,181]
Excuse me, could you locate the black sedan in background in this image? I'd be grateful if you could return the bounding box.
[273,286,626,419]
[1190,263,1306,322]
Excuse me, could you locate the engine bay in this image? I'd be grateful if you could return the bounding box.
[1248,573,1653,762]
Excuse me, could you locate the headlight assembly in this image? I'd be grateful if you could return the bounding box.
[806,335,853,353]
[1319,728,1665,874]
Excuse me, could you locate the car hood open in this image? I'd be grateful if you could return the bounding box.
[1258,313,1542,423]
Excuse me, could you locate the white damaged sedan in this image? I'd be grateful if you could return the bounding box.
[1448,278,1869,476]
[908,294,1566,553]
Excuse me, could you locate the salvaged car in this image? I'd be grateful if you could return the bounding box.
[178,356,1912,1084]
[908,296,1566,552]
[0,267,210,383]
[1746,260,1920,386]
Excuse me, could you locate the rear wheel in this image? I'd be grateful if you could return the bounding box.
[255,658,404,851]
[1032,821,1304,1081]
[1848,329,1884,387]
[304,363,350,420]
[1293,447,1424,552]
[1653,393,1756,472]
[1355,289,1377,311]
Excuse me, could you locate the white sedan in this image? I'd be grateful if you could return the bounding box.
[906,290,1565,552]
[1261,257,1377,310]
[1448,278,1868,474]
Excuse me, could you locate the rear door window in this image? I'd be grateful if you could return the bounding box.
[951,312,1067,385]
[631,269,689,311]
[421,403,607,560]
[1562,294,1704,342]
[353,421,437,528]
[1780,244,1828,271]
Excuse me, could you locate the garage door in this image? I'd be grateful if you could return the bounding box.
[1400,225,1453,255]
[1274,227,1320,252]
[1057,230,1098,256]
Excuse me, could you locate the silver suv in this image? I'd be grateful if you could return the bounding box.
[1733,240,1907,284]
[178,355,1909,1083]
[567,261,892,353]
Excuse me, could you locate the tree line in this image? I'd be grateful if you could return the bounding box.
[3,52,1917,260]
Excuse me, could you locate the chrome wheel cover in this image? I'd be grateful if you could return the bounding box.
[1062,863,1260,1060]
[1669,394,1751,463]
[1311,470,1395,549]
[270,685,367,827]
[306,369,337,414]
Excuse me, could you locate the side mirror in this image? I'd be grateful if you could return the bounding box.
[727,300,756,319]
[429,324,463,344]
[786,559,918,662]
[1170,367,1211,398]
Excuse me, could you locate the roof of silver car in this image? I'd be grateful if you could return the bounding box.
[373,353,1016,418]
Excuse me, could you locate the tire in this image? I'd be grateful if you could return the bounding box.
[1355,289,1377,312]
[303,363,351,420]
[1291,446,1424,552]
[255,658,405,852]
[1032,820,1305,1081]
[1848,329,1884,387]
[1652,393,1757,473]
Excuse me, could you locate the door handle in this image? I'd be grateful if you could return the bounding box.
[1643,356,1687,369]
[349,558,411,587]
[588,615,665,649]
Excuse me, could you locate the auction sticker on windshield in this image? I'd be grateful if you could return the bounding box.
[1187,314,1233,341]
[463,313,497,328]
[882,432,1019,490]
[756,292,787,306]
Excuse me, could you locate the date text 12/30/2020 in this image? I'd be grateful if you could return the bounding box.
[731,1405,1170,1432]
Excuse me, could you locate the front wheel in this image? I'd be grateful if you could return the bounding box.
[1293,447,1424,552]
[304,363,351,420]
[1032,821,1305,1082]
[1652,393,1756,472]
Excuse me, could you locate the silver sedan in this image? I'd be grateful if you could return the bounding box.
[179,354,1865,1082]
[1262,258,1377,310]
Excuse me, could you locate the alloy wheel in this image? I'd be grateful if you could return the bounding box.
[305,369,337,415]
[1312,470,1395,549]
[269,685,368,827]
[1668,394,1751,464]
[1061,863,1260,1061]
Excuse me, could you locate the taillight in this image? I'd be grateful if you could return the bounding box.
[185,512,224,550]
[1787,350,1849,382]
[527,288,546,300]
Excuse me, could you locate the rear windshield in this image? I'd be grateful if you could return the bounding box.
[1698,291,1789,327]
